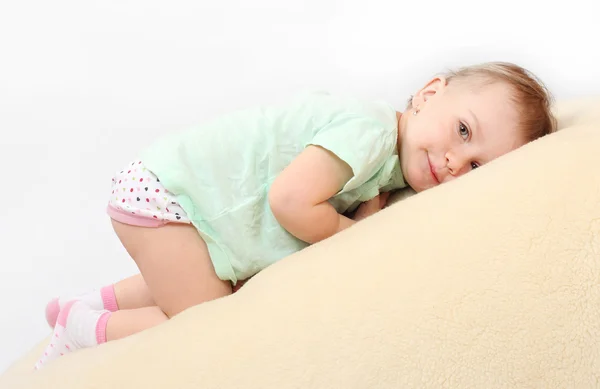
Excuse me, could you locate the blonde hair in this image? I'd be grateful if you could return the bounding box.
[411,62,558,142]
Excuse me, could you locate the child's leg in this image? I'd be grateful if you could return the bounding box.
[35,221,231,369]
[111,220,232,317]
[112,273,155,309]
[34,303,168,370]
[45,273,156,328]
[105,306,167,340]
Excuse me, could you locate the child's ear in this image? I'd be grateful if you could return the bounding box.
[411,76,448,108]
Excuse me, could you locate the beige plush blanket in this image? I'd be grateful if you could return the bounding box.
[2,97,599,388]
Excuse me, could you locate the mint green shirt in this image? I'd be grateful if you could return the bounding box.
[139,91,406,283]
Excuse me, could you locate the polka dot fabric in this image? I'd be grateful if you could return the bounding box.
[107,160,191,226]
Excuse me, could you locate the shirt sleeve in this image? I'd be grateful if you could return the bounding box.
[306,113,395,194]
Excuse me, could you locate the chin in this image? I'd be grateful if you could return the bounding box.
[407,177,434,193]
[404,166,423,192]
[405,176,425,193]
[412,184,428,193]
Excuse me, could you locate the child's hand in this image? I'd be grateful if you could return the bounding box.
[353,192,391,222]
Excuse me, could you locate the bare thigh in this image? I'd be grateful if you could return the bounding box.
[111,220,232,318]
[112,274,155,310]
[114,272,248,308]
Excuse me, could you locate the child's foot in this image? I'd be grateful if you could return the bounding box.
[34,301,111,370]
[45,285,119,328]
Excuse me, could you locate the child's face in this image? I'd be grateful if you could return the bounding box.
[398,78,525,193]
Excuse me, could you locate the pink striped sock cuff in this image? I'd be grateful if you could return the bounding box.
[100,285,119,312]
[95,311,112,344]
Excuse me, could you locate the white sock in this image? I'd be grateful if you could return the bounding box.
[35,301,111,370]
[45,285,118,328]
[58,290,104,310]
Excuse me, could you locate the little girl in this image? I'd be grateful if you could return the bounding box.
[35,62,556,369]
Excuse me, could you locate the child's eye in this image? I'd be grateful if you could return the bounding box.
[471,162,480,170]
[458,122,470,140]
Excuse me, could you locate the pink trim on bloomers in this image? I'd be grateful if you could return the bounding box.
[106,204,166,228]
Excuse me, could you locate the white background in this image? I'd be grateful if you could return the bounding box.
[0,0,598,373]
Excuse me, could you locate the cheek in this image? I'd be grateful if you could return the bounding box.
[422,119,453,150]
[402,154,425,188]
[405,123,427,150]
[416,115,442,138]
[404,116,447,154]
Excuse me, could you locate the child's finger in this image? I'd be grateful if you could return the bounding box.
[356,197,378,217]
[364,197,380,212]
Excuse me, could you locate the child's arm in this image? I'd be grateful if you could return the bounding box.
[269,145,379,244]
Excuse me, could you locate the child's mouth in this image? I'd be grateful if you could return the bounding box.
[427,155,440,184]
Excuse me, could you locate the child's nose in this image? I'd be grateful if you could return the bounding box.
[444,152,470,180]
